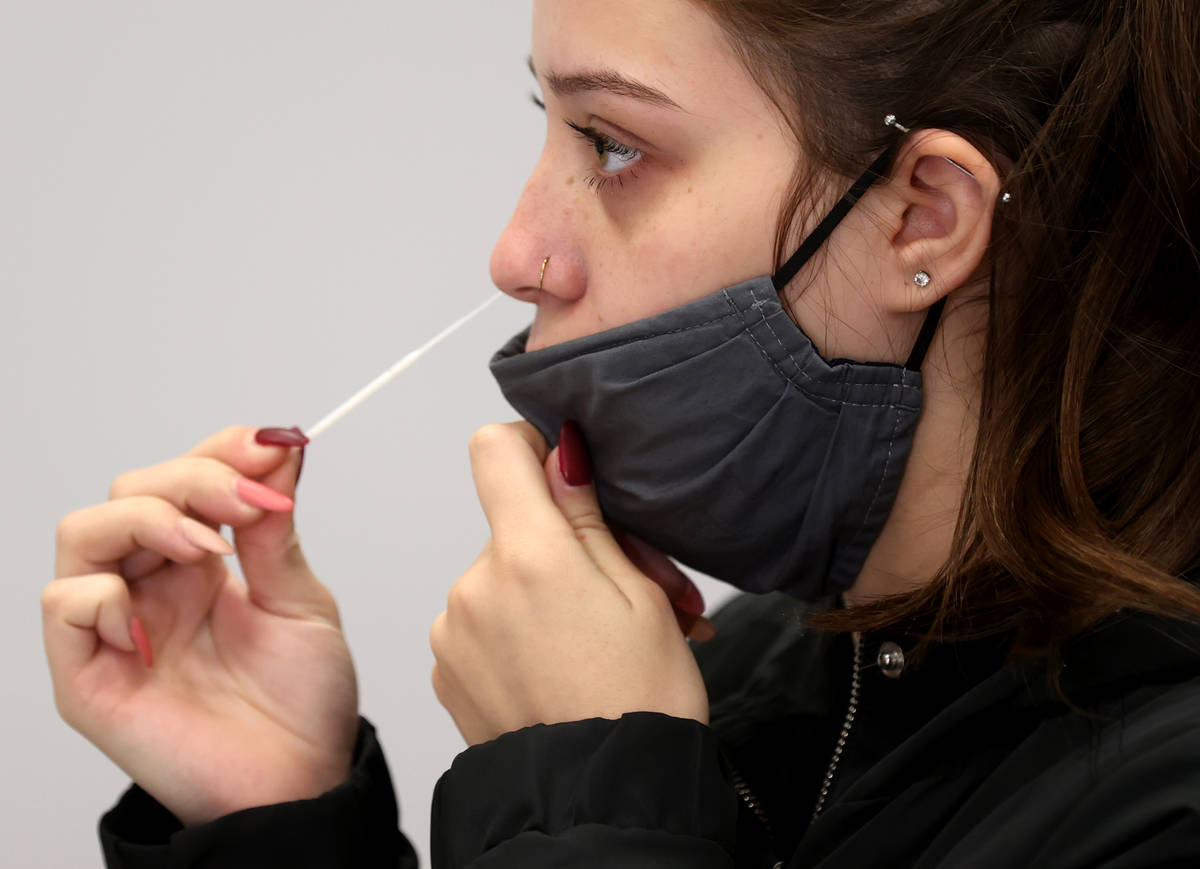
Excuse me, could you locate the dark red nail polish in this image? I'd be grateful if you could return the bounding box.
[558,421,593,487]
[675,609,699,638]
[255,427,310,448]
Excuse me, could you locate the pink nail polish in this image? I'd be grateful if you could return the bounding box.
[178,517,234,556]
[234,478,295,512]
[130,617,154,668]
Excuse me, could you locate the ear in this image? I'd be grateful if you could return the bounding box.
[874,130,1001,313]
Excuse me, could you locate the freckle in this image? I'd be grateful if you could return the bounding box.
[687,186,693,194]
[566,176,575,186]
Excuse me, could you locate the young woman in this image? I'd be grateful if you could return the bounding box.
[43,0,1200,866]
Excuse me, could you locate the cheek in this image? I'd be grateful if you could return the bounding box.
[573,154,788,330]
[623,184,776,302]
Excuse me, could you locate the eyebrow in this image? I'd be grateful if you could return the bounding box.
[527,56,682,111]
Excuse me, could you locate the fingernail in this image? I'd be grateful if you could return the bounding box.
[295,444,306,490]
[675,582,705,617]
[178,516,234,556]
[234,478,295,512]
[557,421,592,487]
[130,617,154,668]
[255,426,310,448]
[675,609,699,637]
[688,617,717,643]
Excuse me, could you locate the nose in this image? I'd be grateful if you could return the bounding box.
[489,155,586,304]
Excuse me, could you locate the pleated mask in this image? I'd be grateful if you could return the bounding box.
[489,143,946,599]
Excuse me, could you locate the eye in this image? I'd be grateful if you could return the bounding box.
[565,120,644,188]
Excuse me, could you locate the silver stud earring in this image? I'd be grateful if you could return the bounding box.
[884,114,911,134]
[1000,192,1013,204]
[913,271,931,288]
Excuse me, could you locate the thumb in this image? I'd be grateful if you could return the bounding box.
[545,422,630,580]
[546,422,714,641]
[233,430,329,620]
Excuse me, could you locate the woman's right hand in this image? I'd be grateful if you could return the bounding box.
[42,426,359,828]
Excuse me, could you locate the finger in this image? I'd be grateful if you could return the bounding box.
[41,573,138,684]
[56,498,227,578]
[688,617,717,643]
[120,548,167,581]
[184,426,300,480]
[614,531,706,618]
[118,517,234,580]
[468,422,565,541]
[231,446,329,619]
[543,422,649,603]
[109,446,318,616]
[110,456,289,528]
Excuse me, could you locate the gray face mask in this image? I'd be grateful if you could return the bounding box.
[489,145,946,599]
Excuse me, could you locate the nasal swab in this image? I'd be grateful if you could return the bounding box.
[305,293,502,442]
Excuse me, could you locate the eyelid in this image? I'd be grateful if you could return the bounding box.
[565,120,638,153]
[581,116,658,154]
[528,87,657,153]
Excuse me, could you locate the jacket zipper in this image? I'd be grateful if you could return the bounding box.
[727,632,863,868]
[811,631,863,823]
[730,767,781,862]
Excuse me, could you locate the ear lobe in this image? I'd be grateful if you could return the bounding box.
[884,134,1000,312]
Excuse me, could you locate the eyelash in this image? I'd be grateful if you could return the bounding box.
[529,92,643,194]
[565,121,643,192]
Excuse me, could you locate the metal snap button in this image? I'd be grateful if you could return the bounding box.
[877,641,906,679]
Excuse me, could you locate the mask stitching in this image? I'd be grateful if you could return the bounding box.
[851,404,905,573]
[748,285,920,400]
[726,290,918,411]
[748,285,815,387]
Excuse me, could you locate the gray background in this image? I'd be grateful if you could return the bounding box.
[0,2,735,865]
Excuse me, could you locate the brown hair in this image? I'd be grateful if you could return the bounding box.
[693,0,1200,661]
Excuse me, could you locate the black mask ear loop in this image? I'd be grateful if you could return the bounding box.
[770,141,947,374]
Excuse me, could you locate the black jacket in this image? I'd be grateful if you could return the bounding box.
[99,592,1200,867]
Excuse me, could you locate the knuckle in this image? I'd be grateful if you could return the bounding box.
[430,663,448,703]
[429,612,448,656]
[570,513,610,538]
[55,510,88,549]
[217,425,249,445]
[468,424,512,461]
[178,454,223,481]
[486,539,527,580]
[52,687,80,729]
[40,579,66,613]
[108,472,133,500]
[445,578,477,616]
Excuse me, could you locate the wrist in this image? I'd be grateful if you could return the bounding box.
[172,753,353,828]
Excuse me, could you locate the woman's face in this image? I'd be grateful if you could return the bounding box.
[490,0,801,352]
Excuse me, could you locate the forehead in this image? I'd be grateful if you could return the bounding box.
[530,0,772,120]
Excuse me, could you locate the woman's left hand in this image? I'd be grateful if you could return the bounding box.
[430,421,712,746]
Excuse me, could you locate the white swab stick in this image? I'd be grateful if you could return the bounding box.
[306,293,502,441]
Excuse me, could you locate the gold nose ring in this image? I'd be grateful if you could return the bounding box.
[538,256,550,291]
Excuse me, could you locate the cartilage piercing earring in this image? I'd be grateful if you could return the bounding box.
[538,256,550,291]
[914,271,932,288]
[943,157,977,179]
